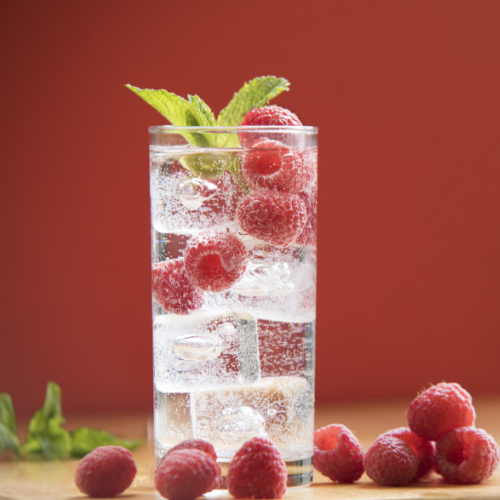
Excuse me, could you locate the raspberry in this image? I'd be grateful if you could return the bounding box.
[407,382,476,441]
[152,259,204,315]
[227,436,287,499]
[155,449,219,500]
[165,439,222,489]
[184,230,248,292]
[435,427,500,484]
[240,140,314,193]
[295,181,317,247]
[380,427,435,480]
[239,105,302,148]
[237,191,307,247]
[364,436,419,486]
[313,424,365,483]
[75,445,137,498]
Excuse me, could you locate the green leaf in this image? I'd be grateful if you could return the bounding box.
[0,393,20,455]
[21,382,71,460]
[125,84,218,147]
[216,76,290,127]
[69,427,143,458]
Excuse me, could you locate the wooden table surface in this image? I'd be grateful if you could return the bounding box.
[1,397,499,500]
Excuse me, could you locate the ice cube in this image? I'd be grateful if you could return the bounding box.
[190,376,313,457]
[154,392,193,451]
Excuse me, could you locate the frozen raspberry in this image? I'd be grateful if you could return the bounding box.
[407,382,476,441]
[313,424,365,483]
[239,105,302,148]
[152,259,204,315]
[295,181,317,247]
[435,427,500,484]
[364,436,418,486]
[240,140,314,193]
[165,439,222,489]
[184,230,248,292]
[227,436,287,499]
[155,449,219,500]
[237,191,307,247]
[381,427,435,480]
[75,445,137,498]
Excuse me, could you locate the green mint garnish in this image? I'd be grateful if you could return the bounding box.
[69,428,142,458]
[0,393,21,456]
[125,76,290,149]
[21,382,72,460]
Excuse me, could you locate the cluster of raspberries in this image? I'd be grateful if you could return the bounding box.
[314,382,499,486]
[152,106,317,315]
[75,436,287,499]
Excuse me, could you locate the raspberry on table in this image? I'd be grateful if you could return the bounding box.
[165,439,222,489]
[313,424,365,483]
[155,449,219,500]
[75,445,137,498]
[435,426,500,484]
[364,436,418,486]
[239,105,303,148]
[240,140,314,193]
[227,436,287,499]
[295,181,317,247]
[380,427,435,480]
[184,230,248,292]
[407,382,476,441]
[152,258,204,315]
[237,191,307,247]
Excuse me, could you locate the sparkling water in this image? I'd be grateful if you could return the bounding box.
[150,139,317,487]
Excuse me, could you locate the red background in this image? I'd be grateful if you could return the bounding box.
[1,1,500,415]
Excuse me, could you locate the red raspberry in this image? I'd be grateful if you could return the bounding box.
[313,424,365,483]
[152,259,204,315]
[155,449,219,500]
[165,439,222,489]
[237,191,307,247]
[407,382,476,441]
[435,427,500,484]
[295,181,317,247]
[239,105,302,148]
[227,436,287,499]
[240,140,314,193]
[380,427,435,480]
[75,445,137,498]
[184,230,248,292]
[364,436,418,486]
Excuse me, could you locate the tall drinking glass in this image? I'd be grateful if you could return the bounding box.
[149,126,317,487]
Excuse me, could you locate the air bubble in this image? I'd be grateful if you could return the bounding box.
[173,335,222,361]
[177,178,218,210]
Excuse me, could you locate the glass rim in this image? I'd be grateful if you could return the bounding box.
[148,125,317,134]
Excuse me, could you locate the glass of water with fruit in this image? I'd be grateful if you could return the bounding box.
[128,77,318,487]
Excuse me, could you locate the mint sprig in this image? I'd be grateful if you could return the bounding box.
[0,393,21,456]
[70,428,142,459]
[125,76,290,149]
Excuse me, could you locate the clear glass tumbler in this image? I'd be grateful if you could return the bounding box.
[150,126,317,487]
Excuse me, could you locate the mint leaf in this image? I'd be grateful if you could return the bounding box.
[21,382,71,460]
[125,84,217,147]
[216,76,290,127]
[0,393,20,455]
[70,427,142,458]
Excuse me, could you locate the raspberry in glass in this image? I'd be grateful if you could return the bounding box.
[152,259,204,315]
[239,105,302,147]
[237,191,307,247]
[295,181,317,247]
[380,427,435,480]
[165,439,222,489]
[75,445,137,498]
[155,449,219,500]
[240,140,314,193]
[227,436,287,499]
[364,436,418,486]
[313,424,365,483]
[407,382,476,441]
[184,230,248,292]
[435,426,500,484]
